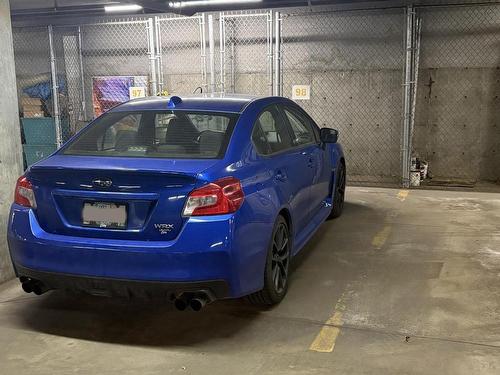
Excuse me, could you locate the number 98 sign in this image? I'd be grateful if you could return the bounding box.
[292,85,311,100]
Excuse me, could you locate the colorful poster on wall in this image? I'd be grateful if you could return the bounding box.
[92,76,148,117]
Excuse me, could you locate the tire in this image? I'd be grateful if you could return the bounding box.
[247,215,291,306]
[328,162,346,219]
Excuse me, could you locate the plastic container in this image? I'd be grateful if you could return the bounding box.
[410,171,421,187]
[23,144,57,166]
[21,117,71,144]
[21,118,56,144]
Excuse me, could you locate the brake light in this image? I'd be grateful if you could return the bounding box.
[183,177,244,216]
[14,175,37,208]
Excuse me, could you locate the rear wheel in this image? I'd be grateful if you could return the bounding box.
[329,163,346,219]
[247,215,290,306]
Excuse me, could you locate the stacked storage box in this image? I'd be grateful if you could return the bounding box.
[20,97,57,166]
[22,118,58,166]
[21,97,45,118]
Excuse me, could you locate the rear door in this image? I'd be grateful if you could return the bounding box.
[251,105,313,235]
[281,105,331,220]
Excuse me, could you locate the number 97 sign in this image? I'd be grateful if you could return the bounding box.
[292,85,311,100]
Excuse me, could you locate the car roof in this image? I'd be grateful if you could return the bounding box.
[110,94,262,114]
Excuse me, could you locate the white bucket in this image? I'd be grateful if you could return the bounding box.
[410,171,421,187]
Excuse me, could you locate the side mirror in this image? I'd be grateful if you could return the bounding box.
[320,128,338,143]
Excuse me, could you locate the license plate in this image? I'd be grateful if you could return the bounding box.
[82,202,127,229]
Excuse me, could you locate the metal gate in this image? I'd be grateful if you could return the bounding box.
[155,14,207,95]
[219,11,273,95]
[412,4,500,184]
[11,4,500,185]
[281,8,406,185]
[51,26,86,142]
[79,18,154,122]
[12,27,57,165]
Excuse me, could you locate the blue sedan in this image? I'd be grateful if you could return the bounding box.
[7,95,345,310]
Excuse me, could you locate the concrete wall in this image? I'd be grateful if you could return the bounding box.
[413,5,500,182]
[0,0,23,282]
[214,5,500,183]
[218,9,406,183]
[279,8,405,184]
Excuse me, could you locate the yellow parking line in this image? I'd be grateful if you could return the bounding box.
[309,311,343,353]
[397,189,409,202]
[372,225,392,249]
[309,294,346,353]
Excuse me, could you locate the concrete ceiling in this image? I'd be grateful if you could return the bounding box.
[10,0,117,10]
[10,0,397,19]
[10,0,499,19]
[10,0,400,13]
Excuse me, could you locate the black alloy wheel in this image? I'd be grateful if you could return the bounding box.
[247,215,291,305]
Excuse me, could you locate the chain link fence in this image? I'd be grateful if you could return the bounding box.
[52,26,85,142]
[281,8,406,185]
[219,11,273,95]
[80,19,152,121]
[10,3,500,186]
[412,4,500,185]
[156,14,207,95]
[13,27,51,119]
[12,27,57,168]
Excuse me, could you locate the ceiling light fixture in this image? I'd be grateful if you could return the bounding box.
[104,4,143,12]
[169,0,263,8]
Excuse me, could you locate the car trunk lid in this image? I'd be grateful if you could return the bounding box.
[28,156,217,241]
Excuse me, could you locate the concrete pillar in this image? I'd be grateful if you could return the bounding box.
[0,0,23,283]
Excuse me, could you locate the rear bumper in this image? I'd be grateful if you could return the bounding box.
[16,265,229,299]
[7,205,266,298]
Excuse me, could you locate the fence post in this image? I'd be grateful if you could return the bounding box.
[219,13,226,93]
[267,11,273,96]
[199,14,208,93]
[208,15,216,93]
[229,21,235,93]
[147,18,158,96]
[273,11,282,96]
[48,25,63,147]
[409,14,422,172]
[402,6,415,188]
[154,16,164,93]
[77,26,87,121]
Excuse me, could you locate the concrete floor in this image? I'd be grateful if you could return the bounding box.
[1,186,500,374]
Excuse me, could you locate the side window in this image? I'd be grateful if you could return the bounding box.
[283,107,316,147]
[252,107,292,155]
[99,114,141,151]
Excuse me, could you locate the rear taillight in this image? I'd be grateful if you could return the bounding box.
[14,175,36,208]
[183,177,244,216]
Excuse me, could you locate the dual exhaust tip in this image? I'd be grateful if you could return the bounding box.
[174,293,211,312]
[20,277,49,296]
[20,277,212,310]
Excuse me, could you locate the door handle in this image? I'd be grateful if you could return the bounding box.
[307,156,314,168]
[275,170,287,182]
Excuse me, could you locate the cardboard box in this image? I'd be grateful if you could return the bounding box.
[21,97,45,117]
[21,97,43,106]
[23,110,45,118]
[23,104,43,112]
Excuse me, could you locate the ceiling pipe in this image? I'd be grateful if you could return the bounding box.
[125,0,386,16]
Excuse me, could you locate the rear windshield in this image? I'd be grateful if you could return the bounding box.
[63,110,238,159]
